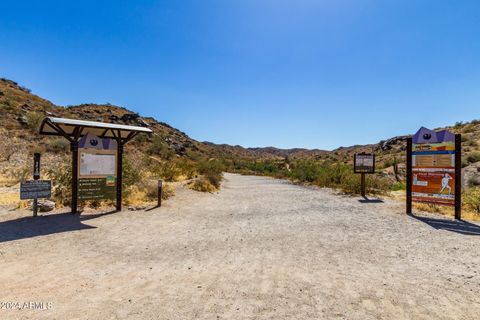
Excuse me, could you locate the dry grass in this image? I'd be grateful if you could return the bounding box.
[188,177,218,193]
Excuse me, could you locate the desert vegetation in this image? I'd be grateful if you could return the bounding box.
[0,78,479,216]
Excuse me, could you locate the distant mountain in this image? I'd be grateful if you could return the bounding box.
[1,77,479,183]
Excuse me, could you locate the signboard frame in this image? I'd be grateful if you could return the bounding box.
[20,180,52,200]
[354,153,376,174]
[406,128,461,219]
[77,135,118,201]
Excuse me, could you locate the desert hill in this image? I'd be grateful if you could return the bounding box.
[1,78,479,209]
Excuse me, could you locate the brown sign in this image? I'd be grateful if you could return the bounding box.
[354,153,375,174]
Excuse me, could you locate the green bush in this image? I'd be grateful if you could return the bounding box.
[463,187,480,214]
[45,161,72,206]
[45,138,70,153]
[148,135,175,159]
[25,111,44,131]
[122,156,142,187]
[198,160,224,188]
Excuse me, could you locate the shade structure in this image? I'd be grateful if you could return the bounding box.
[39,117,152,141]
[38,117,152,214]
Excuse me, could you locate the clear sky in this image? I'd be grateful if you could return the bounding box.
[1,0,479,150]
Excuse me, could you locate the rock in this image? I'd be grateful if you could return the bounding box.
[378,135,409,151]
[36,200,55,212]
[127,205,147,211]
[137,118,149,127]
[0,91,4,96]
[121,113,140,123]
[464,162,480,188]
[17,115,28,126]
[45,111,57,116]
[109,115,119,122]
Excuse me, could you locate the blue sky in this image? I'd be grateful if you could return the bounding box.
[1,0,479,150]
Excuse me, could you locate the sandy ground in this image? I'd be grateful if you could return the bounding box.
[0,173,479,319]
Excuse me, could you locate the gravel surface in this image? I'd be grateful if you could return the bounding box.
[0,173,479,319]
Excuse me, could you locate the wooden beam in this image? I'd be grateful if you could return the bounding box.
[406,137,413,214]
[455,134,462,220]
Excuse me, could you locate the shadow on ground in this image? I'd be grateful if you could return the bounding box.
[0,211,116,243]
[409,213,480,236]
[358,196,384,204]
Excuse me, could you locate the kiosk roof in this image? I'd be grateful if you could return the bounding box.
[39,117,152,140]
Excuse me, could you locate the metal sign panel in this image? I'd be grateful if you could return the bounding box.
[354,153,375,174]
[77,133,117,200]
[78,177,116,200]
[20,180,52,200]
[411,127,456,206]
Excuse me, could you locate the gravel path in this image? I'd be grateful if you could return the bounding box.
[0,173,479,319]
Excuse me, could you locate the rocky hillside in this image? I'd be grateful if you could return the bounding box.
[1,77,479,189]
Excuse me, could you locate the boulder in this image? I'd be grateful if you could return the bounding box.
[137,118,149,127]
[121,113,140,123]
[30,200,55,212]
[17,115,28,126]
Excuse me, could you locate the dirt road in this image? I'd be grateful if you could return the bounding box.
[1,173,479,319]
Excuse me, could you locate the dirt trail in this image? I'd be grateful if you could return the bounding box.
[0,173,479,319]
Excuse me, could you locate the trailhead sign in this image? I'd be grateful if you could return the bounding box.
[411,127,456,206]
[20,180,52,200]
[354,153,375,174]
[78,133,117,201]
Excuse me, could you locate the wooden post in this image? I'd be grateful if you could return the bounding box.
[455,134,462,220]
[158,180,163,207]
[361,173,366,197]
[71,141,78,214]
[116,142,123,212]
[406,137,413,214]
[32,153,40,217]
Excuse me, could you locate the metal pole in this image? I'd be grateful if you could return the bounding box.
[71,141,78,214]
[158,180,163,207]
[116,142,123,212]
[33,153,40,217]
[406,137,413,214]
[361,173,366,197]
[455,134,462,220]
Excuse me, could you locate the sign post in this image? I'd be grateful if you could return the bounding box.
[21,152,53,214]
[33,153,40,216]
[407,127,461,219]
[354,153,375,197]
[158,180,163,207]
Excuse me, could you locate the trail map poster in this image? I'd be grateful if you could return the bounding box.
[77,133,117,201]
[354,153,375,173]
[80,153,116,176]
[412,127,456,206]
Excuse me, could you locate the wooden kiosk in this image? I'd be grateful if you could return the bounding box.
[39,117,152,214]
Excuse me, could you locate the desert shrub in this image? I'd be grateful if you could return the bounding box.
[175,158,196,179]
[25,111,44,131]
[189,177,217,192]
[9,164,31,183]
[45,138,70,153]
[122,155,142,187]
[137,179,175,201]
[198,160,224,188]
[151,161,181,182]
[148,135,175,159]
[391,182,406,191]
[466,152,480,164]
[288,160,391,195]
[45,161,72,206]
[463,187,480,214]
